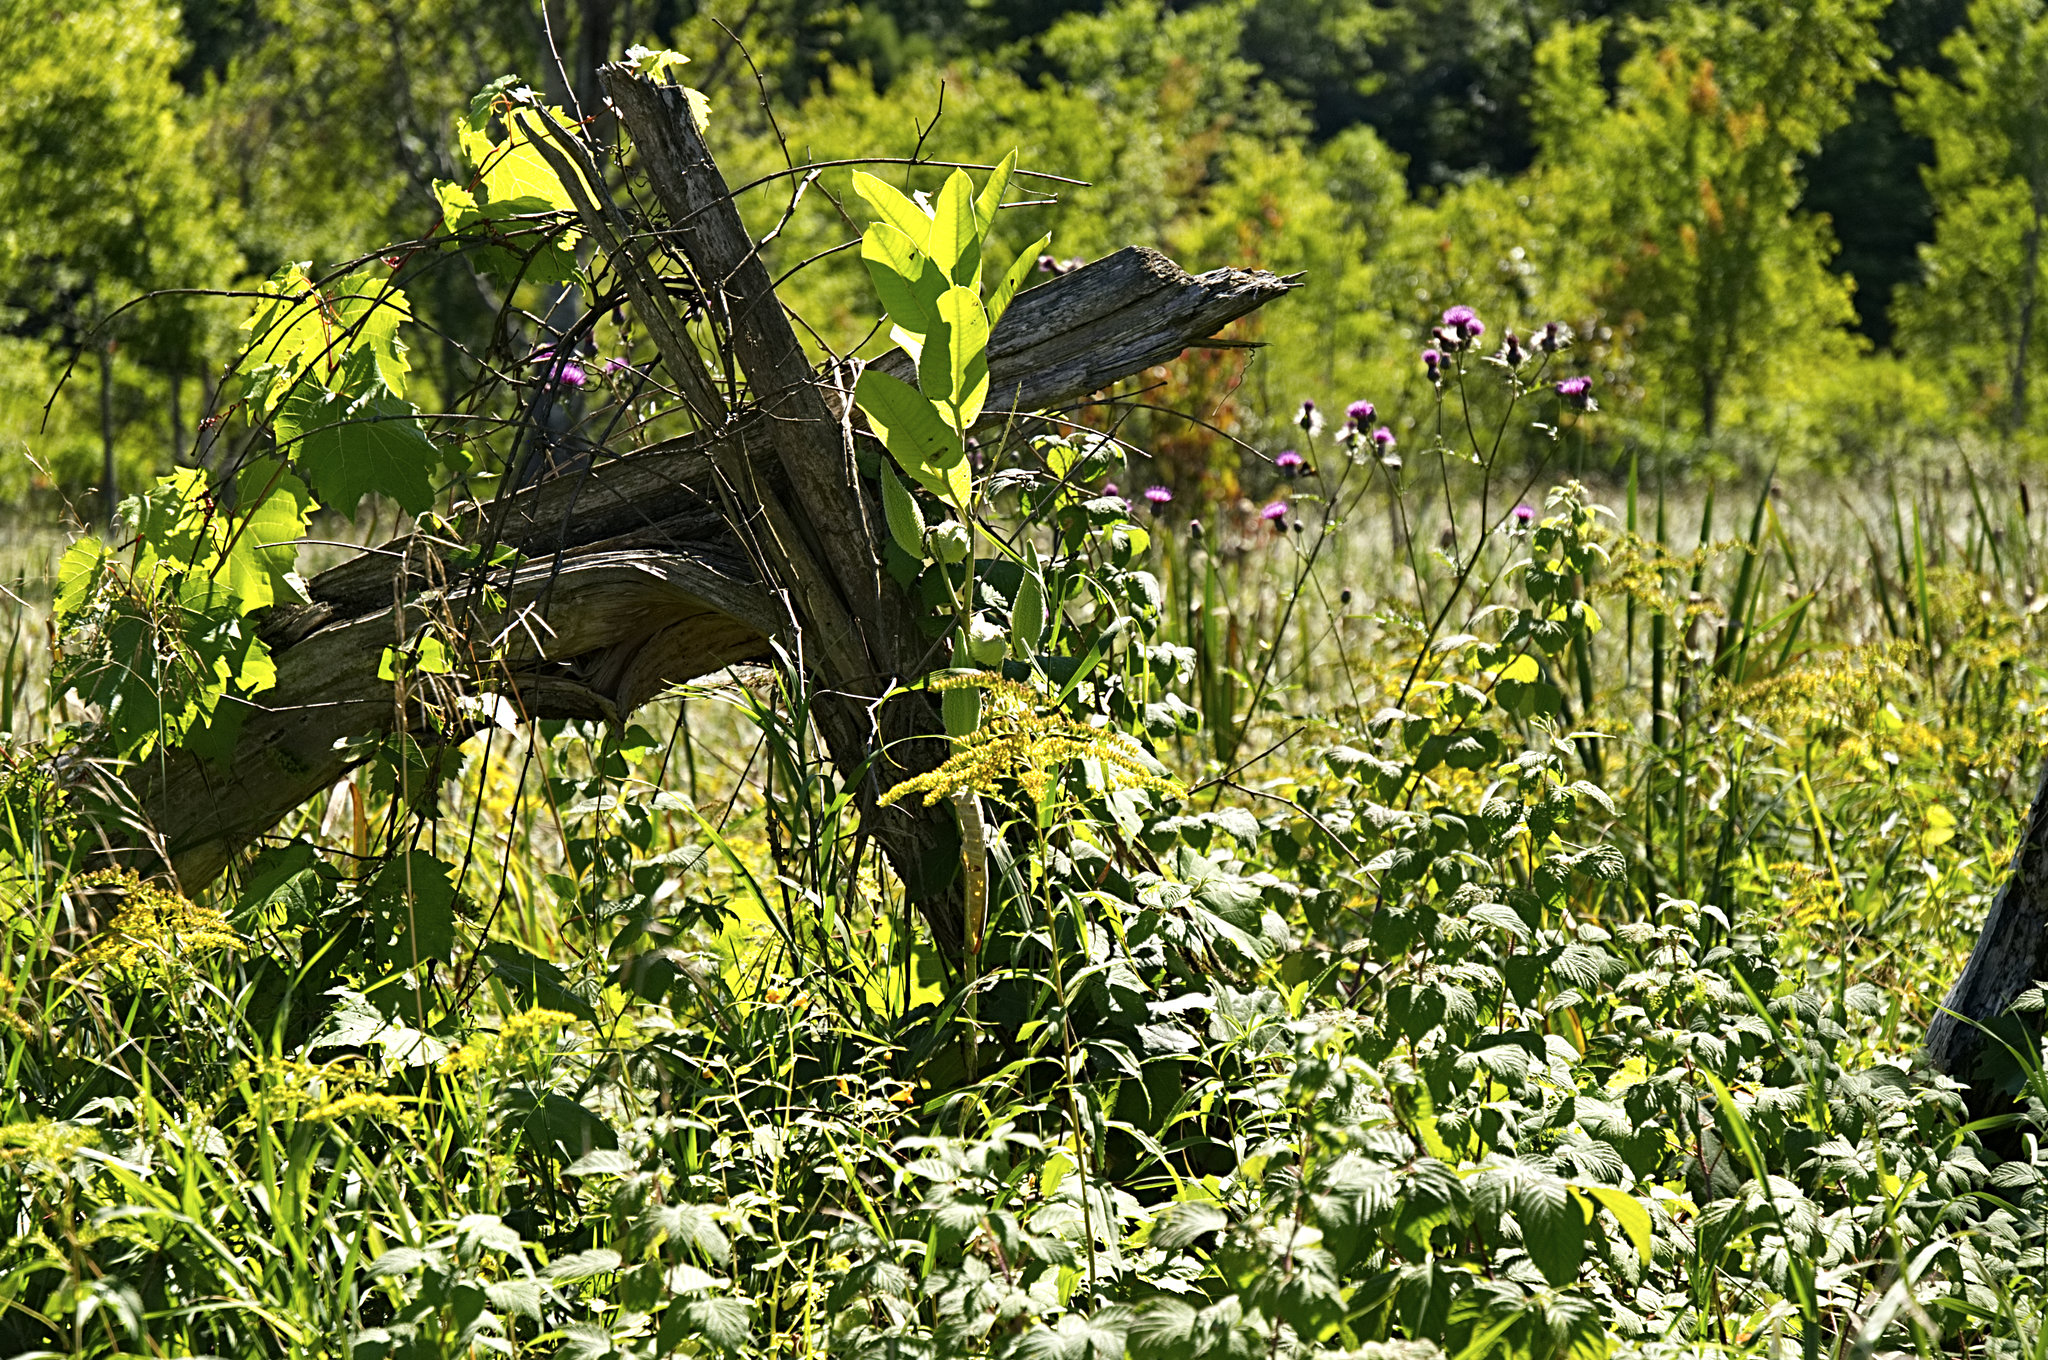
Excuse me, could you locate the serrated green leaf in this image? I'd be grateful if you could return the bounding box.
[221,461,311,615]
[367,850,457,971]
[1151,1199,1229,1251]
[545,1248,623,1282]
[54,539,110,623]
[283,389,438,517]
[461,104,579,214]
[1513,1169,1586,1287]
[677,1296,752,1352]
[485,1279,543,1321]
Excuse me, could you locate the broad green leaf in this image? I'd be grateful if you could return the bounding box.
[1513,1169,1587,1287]
[927,169,981,286]
[920,285,990,430]
[221,461,312,615]
[1150,1199,1228,1251]
[239,263,326,397]
[241,268,414,403]
[544,1248,623,1282]
[879,461,926,560]
[325,278,414,399]
[282,388,439,517]
[54,539,110,623]
[851,171,932,250]
[485,1280,543,1322]
[368,850,458,970]
[988,232,1051,330]
[461,104,580,214]
[674,1296,751,1352]
[854,368,969,506]
[860,222,943,340]
[974,149,1017,234]
[483,940,599,1022]
[1580,1184,1653,1266]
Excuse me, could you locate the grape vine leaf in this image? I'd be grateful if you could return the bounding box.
[220,460,312,615]
[280,387,438,517]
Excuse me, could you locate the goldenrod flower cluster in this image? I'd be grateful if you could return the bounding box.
[0,1118,101,1168]
[881,673,1184,810]
[56,869,241,988]
[438,1006,581,1075]
[230,1056,404,1126]
[305,1092,409,1124]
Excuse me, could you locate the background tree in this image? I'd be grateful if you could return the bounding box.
[1532,0,1883,438]
[0,0,237,510]
[1893,0,2048,434]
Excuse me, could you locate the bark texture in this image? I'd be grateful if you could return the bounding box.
[1927,761,2048,1105]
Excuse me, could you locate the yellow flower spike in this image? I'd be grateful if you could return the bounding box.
[499,1006,579,1044]
[306,1092,409,1124]
[54,869,243,989]
[881,672,1184,811]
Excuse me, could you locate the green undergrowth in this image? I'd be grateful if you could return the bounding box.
[8,87,2048,1360]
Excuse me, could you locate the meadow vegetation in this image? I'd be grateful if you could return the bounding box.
[7,2,2048,1358]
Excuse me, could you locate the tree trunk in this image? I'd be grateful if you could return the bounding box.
[103,69,1296,967]
[2012,188,2045,433]
[99,339,116,529]
[1926,760,2048,1116]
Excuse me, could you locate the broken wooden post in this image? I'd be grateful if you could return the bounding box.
[114,66,1298,962]
[1926,761,2048,1113]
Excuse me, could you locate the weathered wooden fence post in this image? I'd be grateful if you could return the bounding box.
[110,65,1297,963]
[1927,763,2048,1111]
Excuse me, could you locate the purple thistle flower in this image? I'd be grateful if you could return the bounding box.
[1466,319,1485,339]
[1275,449,1305,475]
[1513,503,1535,526]
[1346,399,1375,423]
[1296,399,1324,436]
[601,356,632,376]
[1144,485,1173,505]
[552,361,587,388]
[1537,320,1573,354]
[1556,376,1597,411]
[1261,500,1289,522]
[1442,305,1477,330]
[1101,482,1119,496]
[1370,426,1396,451]
[1423,348,1443,380]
